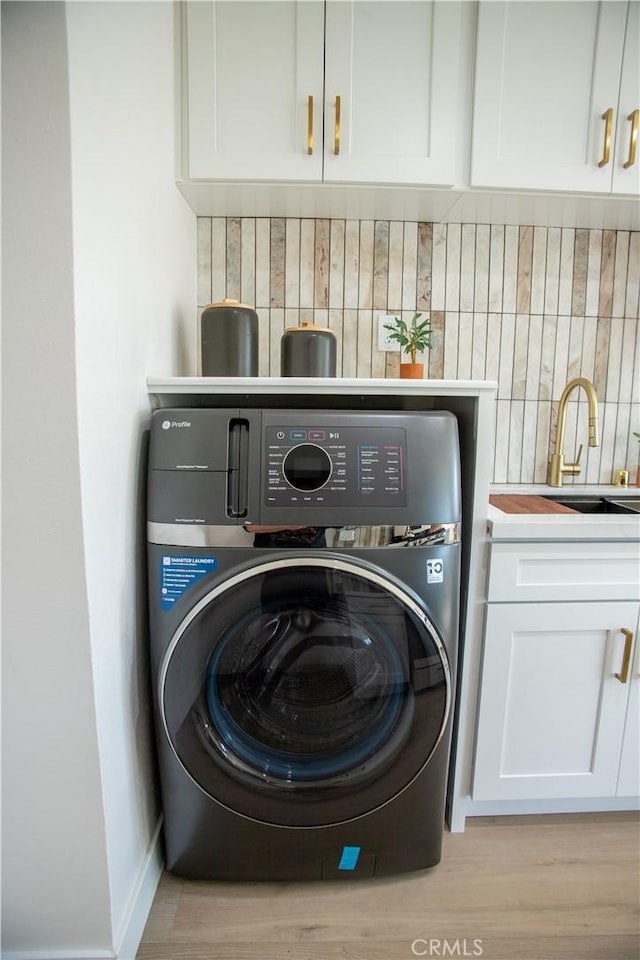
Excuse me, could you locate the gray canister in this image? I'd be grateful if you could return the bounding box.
[281,322,337,377]
[200,299,258,377]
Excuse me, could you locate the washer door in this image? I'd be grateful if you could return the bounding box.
[160,556,451,827]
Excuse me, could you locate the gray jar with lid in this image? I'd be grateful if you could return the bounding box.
[200,299,258,377]
[280,322,337,377]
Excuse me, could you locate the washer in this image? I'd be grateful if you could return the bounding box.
[147,408,461,880]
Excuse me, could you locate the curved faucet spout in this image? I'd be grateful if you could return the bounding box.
[549,377,599,487]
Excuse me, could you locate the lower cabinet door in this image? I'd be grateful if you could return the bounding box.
[472,602,639,801]
[617,611,640,797]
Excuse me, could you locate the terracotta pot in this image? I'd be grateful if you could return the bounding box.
[399,362,424,379]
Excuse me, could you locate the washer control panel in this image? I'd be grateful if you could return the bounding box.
[264,424,407,507]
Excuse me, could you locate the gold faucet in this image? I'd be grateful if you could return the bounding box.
[549,377,599,487]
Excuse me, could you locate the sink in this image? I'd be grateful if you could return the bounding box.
[609,498,640,513]
[543,495,640,514]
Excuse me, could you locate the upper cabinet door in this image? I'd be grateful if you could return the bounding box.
[323,1,466,186]
[471,1,632,193]
[183,1,324,181]
[613,1,640,194]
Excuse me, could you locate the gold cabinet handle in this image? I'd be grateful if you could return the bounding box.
[615,628,634,684]
[598,108,613,167]
[623,109,639,168]
[334,95,341,156]
[307,95,313,156]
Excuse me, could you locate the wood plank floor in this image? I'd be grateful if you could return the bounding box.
[136,813,640,960]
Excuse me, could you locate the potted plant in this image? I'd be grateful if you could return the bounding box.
[384,311,432,379]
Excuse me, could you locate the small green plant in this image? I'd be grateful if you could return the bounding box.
[634,432,640,442]
[384,312,432,365]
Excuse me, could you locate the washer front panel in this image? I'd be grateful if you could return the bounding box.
[159,555,451,828]
[148,408,462,529]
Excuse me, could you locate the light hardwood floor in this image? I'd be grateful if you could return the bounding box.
[137,813,639,960]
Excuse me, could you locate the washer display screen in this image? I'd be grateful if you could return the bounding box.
[282,444,332,491]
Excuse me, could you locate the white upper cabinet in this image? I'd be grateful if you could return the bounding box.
[182,1,467,186]
[613,1,640,194]
[471,1,640,195]
[184,2,325,181]
[323,2,465,185]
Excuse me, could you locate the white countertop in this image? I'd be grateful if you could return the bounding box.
[489,484,640,541]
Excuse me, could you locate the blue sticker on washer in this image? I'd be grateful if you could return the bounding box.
[160,555,217,610]
[338,846,361,870]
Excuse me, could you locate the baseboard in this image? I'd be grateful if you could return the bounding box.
[113,817,164,960]
[0,953,116,960]
[464,797,640,817]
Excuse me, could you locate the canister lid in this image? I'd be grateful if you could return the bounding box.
[283,321,334,334]
[204,298,257,311]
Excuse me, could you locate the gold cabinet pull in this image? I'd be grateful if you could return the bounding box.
[615,628,634,684]
[334,95,341,156]
[307,95,314,155]
[623,109,639,168]
[598,108,613,167]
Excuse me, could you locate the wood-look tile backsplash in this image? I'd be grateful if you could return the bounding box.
[197,218,640,485]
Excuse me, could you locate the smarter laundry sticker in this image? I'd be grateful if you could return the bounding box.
[160,555,217,610]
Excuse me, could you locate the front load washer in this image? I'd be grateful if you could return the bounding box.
[147,408,461,880]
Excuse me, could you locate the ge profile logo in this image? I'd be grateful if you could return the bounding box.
[161,419,192,430]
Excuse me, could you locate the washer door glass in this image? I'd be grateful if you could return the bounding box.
[161,556,451,827]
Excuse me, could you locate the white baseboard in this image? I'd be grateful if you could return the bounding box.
[464,797,640,818]
[2,950,117,960]
[0,951,115,959]
[113,817,164,960]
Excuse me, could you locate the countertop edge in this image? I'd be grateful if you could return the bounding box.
[146,376,499,396]
[488,487,640,541]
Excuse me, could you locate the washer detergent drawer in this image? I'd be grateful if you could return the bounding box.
[148,469,231,525]
[149,409,260,524]
[149,408,237,471]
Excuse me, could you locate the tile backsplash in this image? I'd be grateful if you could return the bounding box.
[197,218,640,485]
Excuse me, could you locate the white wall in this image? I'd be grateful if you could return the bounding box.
[1,2,113,953]
[65,0,195,948]
[2,1,196,955]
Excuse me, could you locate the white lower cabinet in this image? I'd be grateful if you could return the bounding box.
[472,542,640,806]
[617,634,640,797]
